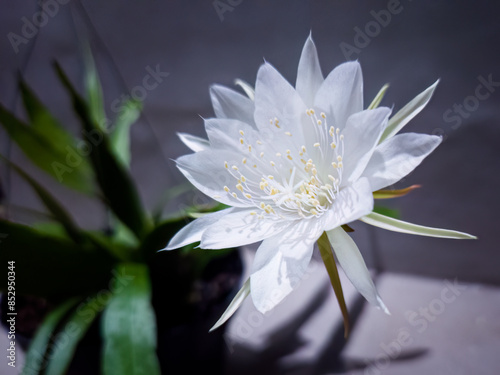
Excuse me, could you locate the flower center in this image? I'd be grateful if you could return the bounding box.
[220,108,345,220]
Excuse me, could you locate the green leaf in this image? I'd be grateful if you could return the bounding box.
[379,79,440,143]
[0,220,116,298]
[361,212,477,239]
[368,83,389,110]
[210,278,250,332]
[22,298,80,375]
[0,156,83,243]
[317,232,349,338]
[45,297,101,375]
[102,263,160,375]
[110,100,142,167]
[0,101,93,193]
[84,45,107,129]
[54,62,149,240]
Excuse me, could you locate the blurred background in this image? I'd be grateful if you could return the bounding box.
[1,0,499,374]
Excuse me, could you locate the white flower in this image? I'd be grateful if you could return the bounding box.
[165,35,475,330]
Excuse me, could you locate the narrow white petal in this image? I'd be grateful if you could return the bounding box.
[341,107,391,184]
[234,79,255,101]
[361,133,442,191]
[380,79,439,142]
[326,227,389,314]
[176,150,250,208]
[210,84,255,127]
[324,177,374,231]
[201,209,293,249]
[177,132,210,152]
[314,61,363,131]
[164,208,236,250]
[296,34,324,107]
[210,278,250,332]
[250,220,322,314]
[360,212,477,239]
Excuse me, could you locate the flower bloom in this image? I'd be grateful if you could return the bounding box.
[165,35,475,329]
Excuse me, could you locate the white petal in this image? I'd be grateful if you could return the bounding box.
[177,132,209,152]
[254,62,307,138]
[324,177,374,231]
[341,107,391,184]
[234,79,255,101]
[210,278,250,332]
[296,34,324,107]
[205,118,260,152]
[326,227,389,314]
[250,220,323,313]
[379,79,439,142]
[176,150,250,208]
[361,133,442,191]
[210,84,256,127]
[201,209,294,249]
[164,208,236,250]
[314,61,363,131]
[360,212,477,239]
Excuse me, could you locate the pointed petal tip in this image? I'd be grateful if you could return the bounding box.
[377,295,391,315]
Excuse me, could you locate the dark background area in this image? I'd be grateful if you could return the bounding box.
[0,1,499,373]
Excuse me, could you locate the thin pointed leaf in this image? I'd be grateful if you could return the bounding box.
[0,101,93,193]
[54,62,148,239]
[368,83,389,109]
[0,156,83,243]
[210,278,250,332]
[110,99,142,167]
[234,79,255,100]
[373,184,421,199]
[380,79,439,142]
[361,212,477,239]
[317,232,349,338]
[20,80,81,149]
[45,297,101,375]
[102,263,160,375]
[84,44,106,129]
[22,298,80,375]
[18,79,95,193]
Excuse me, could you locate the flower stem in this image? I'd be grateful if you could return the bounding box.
[317,231,350,338]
